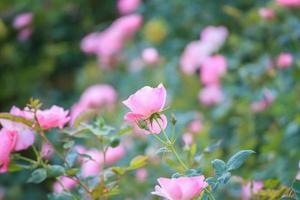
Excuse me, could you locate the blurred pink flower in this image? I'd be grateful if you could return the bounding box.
[70,84,117,125]
[18,28,33,41]
[200,26,228,52]
[142,48,160,65]
[13,12,33,29]
[251,89,274,112]
[200,55,227,86]
[276,52,293,68]
[136,168,148,182]
[152,176,208,200]
[36,105,70,130]
[0,106,35,151]
[53,176,77,193]
[199,85,224,106]
[81,149,103,178]
[118,0,141,14]
[182,133,193,146]
[105,145,126,165]
[123,83,167,134]
[242,181,263,200]
[276,0,300,7]
[188,113,203,133]
[41,142,54,160]
[180,41,212,75]
[259,8,275,20]
[0,129,17,173]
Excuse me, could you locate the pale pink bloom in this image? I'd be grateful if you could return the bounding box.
[79,84,117,109]
[200,55,227,86]
[18,28,32,41]
[105,145,126,165]
[81,149,102,178]
[36,105,70,130]
[118,0,141,14]
[80,32,102,54]
[259,8,275,20]
[152,176,208,200]
[242,181,263,200]
[13,12,33,29]
[182,133,193,146]
[199,85,224,106]
[0,129,18,173]
[142,48,160,65]
[123,83,167,134]
[188,113,203,133]
[180,41,212,75]
[276,0,300,7]
[53,176,77,193]
[276,52,293,68]
[0,106,35,151]
[200,26,228,53]
[41,142,54,160]
[135,168,148,182]
[251,89,274,112]
[112,14,142,40]
[129,58,144,72]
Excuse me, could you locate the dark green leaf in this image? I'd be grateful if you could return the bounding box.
[27,168,47,184]
[226,150,255,171]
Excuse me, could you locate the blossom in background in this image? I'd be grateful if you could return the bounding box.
[152,176,208,200]
[182,133,193,146]
[123,83,167,134]
[200,55,227,86]
[13,12,33,29]
[70,84,117,125]
[180,26,228,75]
[187,113,203,133]
[41,142,54,160]
[242,181,263,200]
[251,89,274,112]
[118,0,141,15]
[199,85,224,106]
[53,176,77,193]
[0,106,35,151]
[105,145,126,165]
[36,105,70,130]
[81,149,103,178]
[276,0,300,7]
[0,129,17,173]
[142,48,160,65]
[258,8,275,20]
[135,168,148,182]
[276,52,293,69]
[80,14,142,68]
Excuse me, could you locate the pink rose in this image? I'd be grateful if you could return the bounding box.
[18,28,32,41]
[123,83,167,134]
[142,48,160,65]
[259,8,275,20]
[13,12,33,29]
[0,106,35,151]
[53,176,77,193]
[118,0,141,14]
[276,0,300,7]
[199,85,224,106]
[152,176,208,200]
[0,129,18,173]
[242,181,263,200]
[105,145,126,165]
[251,89,274,112]
[200,26,228,53]
[276,52,293,68]
[36,105,70,130]
[41,142,54,160]
[135,168,148,182]
[188,113,203,133]
[200,55,227,86]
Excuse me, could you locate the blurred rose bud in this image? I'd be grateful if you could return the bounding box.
[41,142,54,160]
[242,181,263,200]
[198,85,224,106]
[276,0,300,7]
[53,176,77,193]
[182,133,193,146]
[13,12,33,30]
[118,0,141,15]
[276,52,293,69]
[135,168,148,182]
[258,8,275,20]
[142,48,160,65]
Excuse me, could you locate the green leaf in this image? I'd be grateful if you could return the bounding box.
[65,151,78,167]
[156,147,170,154]
[27,168,47,184]
[211,159,226,178]
[47,165,65,177]
[226,150,255,171]
[63,141,75,149]
[48,192,73,200]
[111,167,126,175]
[8,164,25,172]
[127,155,148,170]
[109,138,120,148]
[217,171,231,184]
